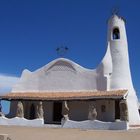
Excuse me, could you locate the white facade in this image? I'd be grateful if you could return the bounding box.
[10,14,140,125]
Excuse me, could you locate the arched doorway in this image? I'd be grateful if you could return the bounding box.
[30,104,35,120]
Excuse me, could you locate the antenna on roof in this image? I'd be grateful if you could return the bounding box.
[56,45,69,57]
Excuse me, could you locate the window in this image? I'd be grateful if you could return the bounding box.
[113,28,120,40]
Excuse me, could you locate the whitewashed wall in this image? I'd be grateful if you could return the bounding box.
[62,120,129,130]
[12,59,98,92]
[0,116,128,130]
[0,116,43,127]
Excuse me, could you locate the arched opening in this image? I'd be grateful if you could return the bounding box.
[29,104,35,120]
[53,102,62,123]
[112,28,120,40]
[1,100,10,115]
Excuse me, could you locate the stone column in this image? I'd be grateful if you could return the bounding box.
[62,101,69,120]
[36,101,44,119]
[16,101,24,118]
[0,100,4,117]
[88,103,97,120]
[119,100,129,121]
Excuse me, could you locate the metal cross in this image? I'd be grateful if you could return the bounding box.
[112,7,119,15]
[56,45,69,57]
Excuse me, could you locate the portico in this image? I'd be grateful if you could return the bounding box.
[0,90,128,124]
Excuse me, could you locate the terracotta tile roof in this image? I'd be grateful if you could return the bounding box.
[0,90,128,101]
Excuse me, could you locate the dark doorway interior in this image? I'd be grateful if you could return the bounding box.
[30,104,35,120]
[115,100,120,119]
[53,102,62,123]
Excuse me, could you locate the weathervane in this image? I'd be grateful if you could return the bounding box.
[56,45,69,57]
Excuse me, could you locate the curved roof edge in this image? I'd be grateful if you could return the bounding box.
[34,58,96,73]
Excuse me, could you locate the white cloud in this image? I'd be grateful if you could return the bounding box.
[0,74,19,94]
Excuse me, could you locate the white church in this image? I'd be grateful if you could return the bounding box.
[0,14,140,130]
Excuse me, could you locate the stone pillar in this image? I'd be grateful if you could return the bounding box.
[0,100,4,117]
[62,101,69,120]
[36,101,44,119]
[16,101,24,118]
[88,104,97,120]
[119,100,129,121]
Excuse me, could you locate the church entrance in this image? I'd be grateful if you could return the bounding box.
[29,104,36,120]
[53,102,63,123]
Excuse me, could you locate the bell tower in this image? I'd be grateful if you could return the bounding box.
[107,14,140,125]
[107,14,133,89]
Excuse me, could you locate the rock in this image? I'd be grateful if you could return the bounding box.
[62,101,69,120]
[88,105,97,120]
[36,101,44,119]
[16,101,24,118]
[119,100,129,121]
[0,134,11,140]
[0,112,4,117]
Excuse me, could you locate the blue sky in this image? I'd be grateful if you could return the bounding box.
[0,0,140,113]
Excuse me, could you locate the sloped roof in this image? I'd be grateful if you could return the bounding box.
[0,90,128,101]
